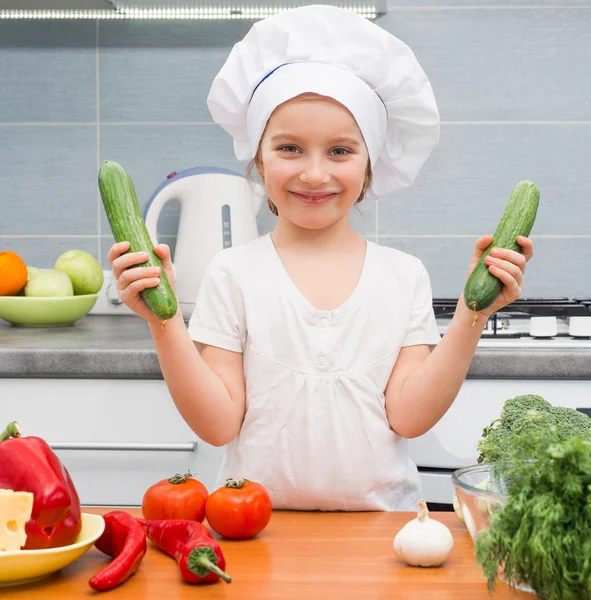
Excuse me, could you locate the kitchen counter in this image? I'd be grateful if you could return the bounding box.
[0,315,159,379]
[1,507,532,600]
[0,314,590,379]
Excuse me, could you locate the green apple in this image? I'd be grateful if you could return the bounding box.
[17,267,41,295]
[24,269,74,297]
[54,250,104,295]
[26,266,41,281]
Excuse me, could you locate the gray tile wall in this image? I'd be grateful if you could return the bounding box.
[0,2,589,299]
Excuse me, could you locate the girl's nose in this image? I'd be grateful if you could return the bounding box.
[299,157,330,186]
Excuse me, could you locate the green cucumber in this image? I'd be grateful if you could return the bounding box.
[98,160,178,321]
[464,180,540,313]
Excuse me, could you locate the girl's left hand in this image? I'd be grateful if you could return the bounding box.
[463,235,535,317]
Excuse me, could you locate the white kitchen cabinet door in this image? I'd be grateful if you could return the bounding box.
[0,379,225,506]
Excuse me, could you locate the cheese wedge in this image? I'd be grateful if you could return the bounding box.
[0,489,34,552]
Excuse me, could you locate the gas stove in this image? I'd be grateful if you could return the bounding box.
[434,298,591,348]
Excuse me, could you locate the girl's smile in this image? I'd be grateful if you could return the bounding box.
[289,191,340,206]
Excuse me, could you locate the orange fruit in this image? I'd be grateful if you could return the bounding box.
[0,251,28,296]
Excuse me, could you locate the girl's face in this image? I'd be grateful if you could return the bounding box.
[257,94,370,231]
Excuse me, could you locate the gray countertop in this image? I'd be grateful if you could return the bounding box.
[0,315,590,380]
[0,316,161,379]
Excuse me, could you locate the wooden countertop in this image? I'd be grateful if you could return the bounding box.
[2,507,532,599]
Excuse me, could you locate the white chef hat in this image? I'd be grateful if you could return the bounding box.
[207,4,440,200]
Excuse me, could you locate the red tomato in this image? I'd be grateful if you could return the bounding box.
[205,478,272,540]
[142,472,208,522]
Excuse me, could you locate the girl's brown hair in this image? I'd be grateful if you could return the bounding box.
[246,146,373,216]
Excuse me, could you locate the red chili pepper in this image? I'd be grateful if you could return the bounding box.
[0,421,82,550]
[137,518,231,584]
[89,511,147,591]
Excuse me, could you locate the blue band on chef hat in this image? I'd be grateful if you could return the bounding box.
[249,62,299,103]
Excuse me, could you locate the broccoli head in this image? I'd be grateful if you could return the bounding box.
[476,394,591,464]
[552,406,591,441]
[476,425,513,464]
[499,394,553,428]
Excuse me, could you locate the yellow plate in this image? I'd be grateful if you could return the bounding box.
[0,513,105,587]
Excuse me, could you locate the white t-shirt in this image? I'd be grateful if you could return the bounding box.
[187,233,441,511]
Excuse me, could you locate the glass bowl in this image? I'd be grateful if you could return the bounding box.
[452,463,535,596]
[452,463,509,542]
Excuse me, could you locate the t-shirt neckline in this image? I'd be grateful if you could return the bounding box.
[264,232,375,319]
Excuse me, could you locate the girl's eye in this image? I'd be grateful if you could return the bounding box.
[331,147,351,156]
[278,145,299,153]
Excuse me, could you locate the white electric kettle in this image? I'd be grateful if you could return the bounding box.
[144,167,264,320]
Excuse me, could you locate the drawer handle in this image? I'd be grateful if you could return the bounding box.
[49,442,198,452]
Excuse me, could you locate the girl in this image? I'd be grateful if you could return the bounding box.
[108,6,534,511]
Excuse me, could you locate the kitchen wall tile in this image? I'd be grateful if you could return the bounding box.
[352,201,377,237]
[0,21,96,123]
[0,125,97,235]
[377,236,476,298]
[378,123,591,236]
[99,20,254,123]
[377,236,591,299]
[378,7,591,121]
[0,237,100,270]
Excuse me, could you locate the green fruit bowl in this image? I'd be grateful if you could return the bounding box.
[0,294,98,327]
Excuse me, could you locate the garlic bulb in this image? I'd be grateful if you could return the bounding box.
[393,499,454,567]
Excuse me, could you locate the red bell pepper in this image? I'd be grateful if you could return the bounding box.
[89,511,147,591]
[0,421,82,550]
[137,518,231,584]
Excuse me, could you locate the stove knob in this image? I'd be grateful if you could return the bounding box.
[569,316,591,338]
[530,316,557,338]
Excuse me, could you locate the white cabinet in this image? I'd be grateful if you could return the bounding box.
[0,379,225,506]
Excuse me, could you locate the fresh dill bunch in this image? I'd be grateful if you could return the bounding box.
[475,426,591,600]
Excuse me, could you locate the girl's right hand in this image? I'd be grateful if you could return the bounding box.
[107,241,178,323]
